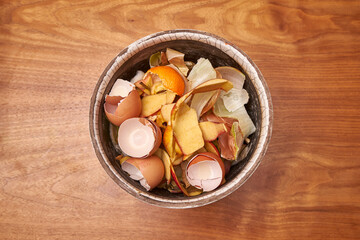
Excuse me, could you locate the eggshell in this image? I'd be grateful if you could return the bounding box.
[186,152,225,192]
[109,79,135,97]
[104,90,142,126]
[118,117,162,158]
[105,95,124,105]
[122,156,165,190]
[115,90,142,118]
[104,102,123,126]
[188,152,225,177]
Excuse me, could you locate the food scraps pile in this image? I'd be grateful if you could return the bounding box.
[104,48,256,196]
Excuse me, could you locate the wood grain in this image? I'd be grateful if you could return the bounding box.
[1,0,359,239]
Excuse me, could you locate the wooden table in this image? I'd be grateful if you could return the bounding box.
[1,1,359,239]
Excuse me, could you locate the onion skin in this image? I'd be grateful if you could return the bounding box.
[218,132,237,160]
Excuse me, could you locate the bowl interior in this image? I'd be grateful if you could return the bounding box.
[96,39,262,201]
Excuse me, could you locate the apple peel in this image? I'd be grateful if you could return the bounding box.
[204,141,220,157]
[170,164,189,196]
[199,121,227,141]
[163,125,175,160]
[173,103,204,156]
[141,92,167,117]
[154,148,172,185]
[161,103,175,123]
[172,157,183,166]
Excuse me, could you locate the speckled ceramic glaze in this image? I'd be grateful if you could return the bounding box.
[89,29,273,208]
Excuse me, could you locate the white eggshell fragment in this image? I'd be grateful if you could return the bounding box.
[118,118,162,158]
[130,70,145,84]
[109,79,135,97]
[186,152,225,192]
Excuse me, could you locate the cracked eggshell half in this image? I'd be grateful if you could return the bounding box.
[121,156,165,191]
[104,79,142,126]
[186,152,225,192]
[118,117,162,158]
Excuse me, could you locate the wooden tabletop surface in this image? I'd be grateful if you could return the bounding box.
[1,1,359,239]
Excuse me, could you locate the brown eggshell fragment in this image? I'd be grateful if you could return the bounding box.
[104,90,142,126]
[114,90,142,118]
[122,156,165,190]
[105,95,124,105]
[104,102,123,126]
[186,152,225,192]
